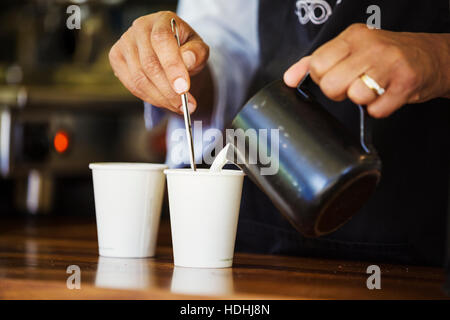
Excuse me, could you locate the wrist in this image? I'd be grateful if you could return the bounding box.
[432,33,450,98]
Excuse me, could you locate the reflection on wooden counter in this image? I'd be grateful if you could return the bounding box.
[0,217,448,299]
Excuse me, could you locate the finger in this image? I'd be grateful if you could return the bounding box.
[151,14,191,94]
[349,68,390,106]
[119,37,181,113]
[347,68,391,106]
[180,39,209,75]
[347,77,378,106]
[109,44,148,100]
[134,30,191,109]
[309,37,351,83]
[112,50,172,110]
[318,52,372,101]
[366,81,410,118]
[283,56,311,87]
[179,92,198,114]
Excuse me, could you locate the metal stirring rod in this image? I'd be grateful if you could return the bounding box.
[171,18,196,171]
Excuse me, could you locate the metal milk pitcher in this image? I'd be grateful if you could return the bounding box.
[229,75,382,237]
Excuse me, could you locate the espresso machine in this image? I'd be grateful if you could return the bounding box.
[0,0,174,215]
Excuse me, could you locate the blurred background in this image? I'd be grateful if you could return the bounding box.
[0,0,176,217]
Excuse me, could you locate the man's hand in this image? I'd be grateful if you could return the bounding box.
[284,24,450,118]
[109,11,209,114]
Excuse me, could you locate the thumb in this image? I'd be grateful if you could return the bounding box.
[284,56,311,87]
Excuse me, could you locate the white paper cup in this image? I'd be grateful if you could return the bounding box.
[164,168,245,268]
[89,163,168,258]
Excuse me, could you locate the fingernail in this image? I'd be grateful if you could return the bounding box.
[182,51,196,69]
[173,77,188,94]
[188,102,196,113]
[179,102,195,114]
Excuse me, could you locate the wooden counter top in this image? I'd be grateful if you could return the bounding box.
[0,217,448,299]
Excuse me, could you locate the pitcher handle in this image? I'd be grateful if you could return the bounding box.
[297,72,374,154]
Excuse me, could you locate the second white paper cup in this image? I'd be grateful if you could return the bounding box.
[165,168,245,268]
[90,163,168,258]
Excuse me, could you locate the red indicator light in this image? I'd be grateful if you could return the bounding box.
[54,131,69,153]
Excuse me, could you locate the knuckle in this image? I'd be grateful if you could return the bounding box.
[108,46,118,62]
[345,23,367,35]
[126,81,140,96]
[319,76,340,99]
[151,28,173,43]
[159,10,175,17]
[141,55,161,76]
[348,89,366,105]
[132,16,145,29]
[168,98,181,109]
[309,55,326,78]
[131,72,148,90]
[389,46,405,62]
[199,43,210,61]
[163,87,180,101]
[324,91,342,101]
[347,85,359,102]
[368,108,387,119]
[402,66,420,88]
[158,11,177,23]
[157,85,179,105]
[163,60,182,76]
[120,29,132,42]
[409,92,421,103]
[393,67,419,94]
[155,11,176,25]
[370,40,387,55]
[390,81,406,94]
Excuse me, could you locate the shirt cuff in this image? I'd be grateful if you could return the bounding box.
[143,102,167,130]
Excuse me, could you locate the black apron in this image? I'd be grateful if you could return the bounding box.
[235,0,450,266]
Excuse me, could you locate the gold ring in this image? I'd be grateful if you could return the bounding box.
[360,74,385,96]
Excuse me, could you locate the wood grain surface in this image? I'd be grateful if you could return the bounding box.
[0,217,448,299]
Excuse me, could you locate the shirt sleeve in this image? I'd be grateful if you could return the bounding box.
[177,0,260,129]
[144,0,260,167]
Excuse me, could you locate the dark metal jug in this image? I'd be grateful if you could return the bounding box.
[229,76,382,237]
